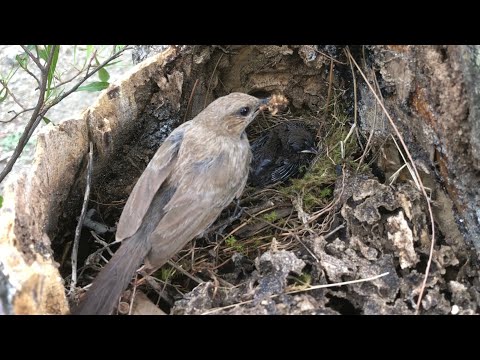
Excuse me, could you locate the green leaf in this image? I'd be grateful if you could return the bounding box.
[0,87,7,103]
[98,67,110,82]
[73,45,77,65]
[76,81,109,92]
[42,116,52,124]
[0,195,3,209]
[16,53,28,68]
[103,60,122,68]
[46,45,60,98]
[37,46,49,62]
[86,45,94,60]
[5,63,20,82]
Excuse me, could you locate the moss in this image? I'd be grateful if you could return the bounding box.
[225,235,245,253]
[263,210,278,222]
[155,266,177,282]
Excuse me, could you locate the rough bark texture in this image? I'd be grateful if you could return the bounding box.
[361,45,480,252]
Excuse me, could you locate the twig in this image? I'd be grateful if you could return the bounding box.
[0,45,56,183]
[15,47,42,86]
[0,79,27,110]
[204,53,224,108]
[45,46,130,110]
[202,272,390,314]
[345,48,436,314]
[294,233,320,263]
[0,45,130,184]
[70,142,94,296]
[83,50,98,84]
[184,78,199,123]
[323,224,345,239]
[346,49,363,151]
[318,59,334,139]
[0,107,36,123]
[167,260,203,284]
[128,273,138,315]
[20,45,44,71]
[20,65,41,88]
[50,47,97,90]
[305,46,348,65]
[356,69,378,171]
[390,135,421,190]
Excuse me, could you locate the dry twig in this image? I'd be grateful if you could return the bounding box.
[70,142,93,296]
[202,272,390,314]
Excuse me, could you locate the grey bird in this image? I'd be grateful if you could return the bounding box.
[73,92,267,315]
[249,122,317,187]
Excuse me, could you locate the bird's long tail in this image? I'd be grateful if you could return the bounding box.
[72,235,151,315]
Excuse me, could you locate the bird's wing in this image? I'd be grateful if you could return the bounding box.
[270,161,298,183]
[115,125,187,241]
[251,132,270,155]
[147,158,240,265]
[147,195,223,265]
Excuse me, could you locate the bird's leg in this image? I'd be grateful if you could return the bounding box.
[211,199,245,236]
[231,198,244,220]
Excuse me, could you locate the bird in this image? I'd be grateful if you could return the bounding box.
[248,122,318,187]
[73,92,268,315]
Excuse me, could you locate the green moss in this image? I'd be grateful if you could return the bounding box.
[263,210,278,222]
[225,235,244,253]
[155,266,177,282]
[291,272,312,287]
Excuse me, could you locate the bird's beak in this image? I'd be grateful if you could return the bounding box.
[255,97,270,115]
[259,97,270,105]
[300,147,318,155]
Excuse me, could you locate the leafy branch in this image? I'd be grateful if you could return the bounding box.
[0,45,131,184]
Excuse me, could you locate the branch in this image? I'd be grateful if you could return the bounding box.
[0,107,36,123]
[21,65,41,88]
[20,45,44,71]
[0,45,56,183]
[70,142,93,296]
[0,79,27,110]
[0,45,130,184]
[50,67,84,90]
[44,46,130,111]
[51,48,97,90]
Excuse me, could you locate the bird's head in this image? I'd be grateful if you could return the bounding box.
[197,92,269,137]
[288,126,318,155]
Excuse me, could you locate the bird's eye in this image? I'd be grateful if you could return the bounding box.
[239,107,250,116]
